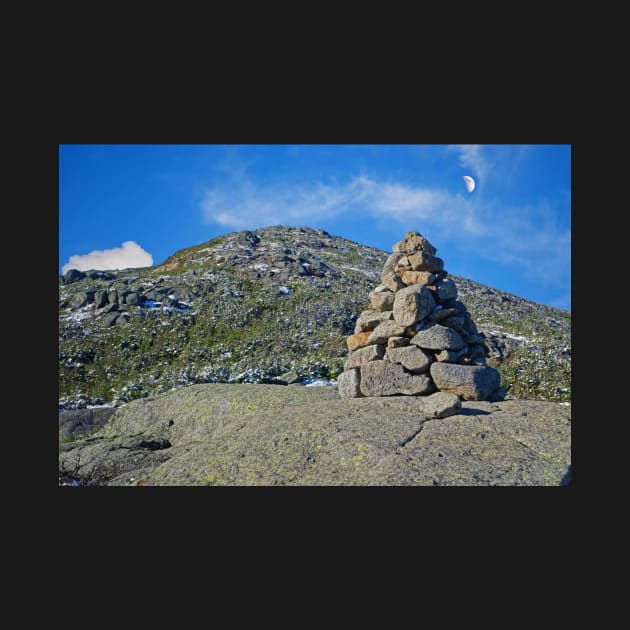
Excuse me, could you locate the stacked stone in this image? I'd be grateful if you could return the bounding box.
[338,231,500,402]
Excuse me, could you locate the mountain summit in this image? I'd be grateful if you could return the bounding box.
[59,226,570,409]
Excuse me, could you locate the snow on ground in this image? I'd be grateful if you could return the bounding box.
[278,285,291,295]
[65,306,94,322]
[487,330,533,343]
[302,378,337,387]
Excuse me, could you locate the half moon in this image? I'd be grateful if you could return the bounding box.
[463,175,475,193]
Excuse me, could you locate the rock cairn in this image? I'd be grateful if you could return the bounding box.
[338,231,501,403]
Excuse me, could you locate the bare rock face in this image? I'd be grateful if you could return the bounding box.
[393,285,436,327]
[369,290,395,312]
[411,324,466,351]
[408,251,444,273]
[434,278,458,302]
[338,230,502,403]
[337,368,363,399]
[386,345,432,373]
[344,344,386,370]
[367,320,407,345]
[354,310,394,333]
[360,360,434,396]
[418,392,462,418]
[429,363,500,401]
[382,271,405,292]
[401,270,435,286]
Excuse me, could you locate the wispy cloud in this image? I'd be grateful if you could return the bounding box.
[201,175,466,232]
[200,172,569,298]
[448,144,491,183]
[61,241,153,274]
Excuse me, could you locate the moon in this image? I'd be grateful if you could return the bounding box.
[463,175,475,193]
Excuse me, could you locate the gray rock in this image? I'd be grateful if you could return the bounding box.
[344,344,386,370]
[70,291,94,309]
[430,308,461,322]
[381,271,405,292]
[58,384,571,486]
[337,368,363,399]
[367,320,407,345]
[401,270,435,286]
[419,392,462,419]
[124,292,143,306]
[411,323,465,351]
[108,290,119,304]
[463,333,485,345]
[408,251,444,273]
[387,336,409,348]
[382,253,404,275]
[62,269,86,285]
[434,278,458,302]
[430,363,501,400]
[440,315,466,334]
[94,290,109,309]
[59,407,116,442]
[360,360,434,396]
[354,310,394,333]
[116,312,131,325]
[278,370,300,384]
[392,285,436,327]
[435,348,468,363]
[369,290,395,312]
[393,232,437,256]
[101,312,120,327]
[386,345,432,373]
[442,299,466,313]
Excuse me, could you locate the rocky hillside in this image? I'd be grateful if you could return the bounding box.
[59,226,571,409]
[59,383,571,486]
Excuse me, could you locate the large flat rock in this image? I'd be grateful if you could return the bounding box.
[59,384,571,486]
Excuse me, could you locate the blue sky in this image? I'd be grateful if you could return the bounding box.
[59,144,571,310]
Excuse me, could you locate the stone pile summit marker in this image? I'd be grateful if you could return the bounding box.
[338,231,501,406]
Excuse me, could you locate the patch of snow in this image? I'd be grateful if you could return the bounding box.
[86,403,115,409]
[278,285,291,295]
[560,402,571,406]
[487,330,533,343]
[145,299,161,308]
[302,378,337,387]
[167,294,176,300]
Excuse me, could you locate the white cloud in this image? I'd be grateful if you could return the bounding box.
[449,144,491,183]
[62,241,153,274]
[200,172,570,299]
[201,175,465,232]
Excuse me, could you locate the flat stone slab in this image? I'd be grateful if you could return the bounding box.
[360,360,433,396]
[430,362,500,400]
[59,384,571,486]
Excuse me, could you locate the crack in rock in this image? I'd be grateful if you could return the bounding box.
[399,422,426,448]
